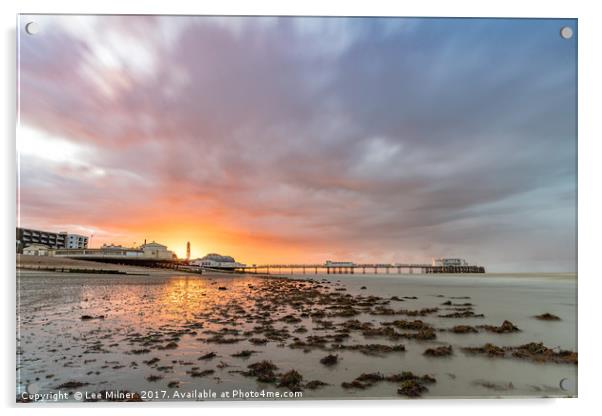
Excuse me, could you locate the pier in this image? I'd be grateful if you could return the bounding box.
[47,248,486,275]
[235,263,485,275]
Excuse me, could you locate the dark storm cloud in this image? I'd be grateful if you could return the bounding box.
[18,16,576,270]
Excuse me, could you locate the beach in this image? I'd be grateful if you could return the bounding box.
[16,271,577,401]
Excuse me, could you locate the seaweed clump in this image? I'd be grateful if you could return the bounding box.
[337,343,406,356]
[55,381,89,389]
[423,345,453,357]
[438,311,484,318]
[534,313,561,321]
[319,354,338,366]
[341,372,384,389]
[341,371,436,397]
[305,380,328,390]
[80,315,105,320]
[479,320,520,333]
[462,342,577,365]
[278,370,304,391]
[394,372,437,398]
[462,343,505,357]
[398,380,428,397]
[187,369,215,378]
[510,342,577,364]
[198,352,216,360]
[386,320,432,331]
[450,325,478,334]
[231,350,258,358]
[243,360,279,383]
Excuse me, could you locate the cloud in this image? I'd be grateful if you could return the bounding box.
[17,16,576,271]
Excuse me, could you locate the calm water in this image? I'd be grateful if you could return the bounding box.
[16,271,577,401]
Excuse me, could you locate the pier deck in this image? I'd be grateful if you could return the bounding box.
[236,264,485,275]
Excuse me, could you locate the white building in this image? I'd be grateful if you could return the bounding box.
[65,233,88,249]
[98,244,145,257]
[22,244,51,256]
[17,227,66,251]
[16,228,89,252]
[52,241,176,260]
[140,241,176,260]
[433,258,469,267]
[325,260,355,267]
[191,253,245,269]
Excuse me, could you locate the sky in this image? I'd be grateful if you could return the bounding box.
[17,16,577,271]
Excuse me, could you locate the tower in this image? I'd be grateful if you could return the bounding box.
[186,241,191,260]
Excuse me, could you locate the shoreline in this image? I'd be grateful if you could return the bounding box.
[15,254,200,276]
[15,255,576,280]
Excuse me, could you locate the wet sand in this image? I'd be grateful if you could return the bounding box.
[16,271,577,401]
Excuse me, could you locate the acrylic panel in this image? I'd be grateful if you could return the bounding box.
[16,15,577,403]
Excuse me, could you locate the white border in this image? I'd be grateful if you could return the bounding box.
[2,1,600,415]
